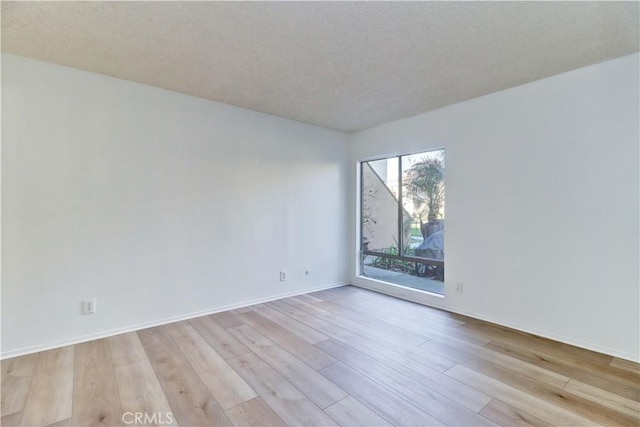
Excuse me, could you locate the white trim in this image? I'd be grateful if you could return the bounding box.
[445,307,640,364]
[352,278,640,363]
[355,274,445,299]
[356,146,446,164]
[352,275,449,308]
[354,160,363,277]
[1,281,347,360]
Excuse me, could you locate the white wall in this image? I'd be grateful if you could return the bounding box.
[1,54,350,358]
[350,54,640,362]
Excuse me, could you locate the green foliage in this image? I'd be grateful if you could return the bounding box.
[370,246,416,273]
[405,154,445,220]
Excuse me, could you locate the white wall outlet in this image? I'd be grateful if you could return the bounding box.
[455,283,464,294]
[83,298,96,315]
[280,271,287,281]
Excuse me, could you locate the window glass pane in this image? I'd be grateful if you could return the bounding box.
[361,158,399,253]
[401,150,445,264]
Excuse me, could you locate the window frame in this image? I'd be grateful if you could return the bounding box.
[359,150,445,270]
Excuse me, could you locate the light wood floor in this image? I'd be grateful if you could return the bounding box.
[2,285,639,427]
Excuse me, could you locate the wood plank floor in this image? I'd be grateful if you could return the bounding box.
[2,285,639,426]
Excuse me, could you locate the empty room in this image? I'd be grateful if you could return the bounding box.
[1,2,639,426]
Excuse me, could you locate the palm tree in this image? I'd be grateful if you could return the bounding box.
[404,154,445,224]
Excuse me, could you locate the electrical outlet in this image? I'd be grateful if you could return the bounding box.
[305,270,310,276]
[455,283,464,294]
[83,298,96,315]
[280,271,287,281]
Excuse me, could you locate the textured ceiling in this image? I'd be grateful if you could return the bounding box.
[2,1,639,132]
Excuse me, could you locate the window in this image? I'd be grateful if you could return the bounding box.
[360,149,445,295]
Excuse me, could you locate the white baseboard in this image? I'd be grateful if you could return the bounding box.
[1,281,347,360]
[351,278,640,363]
